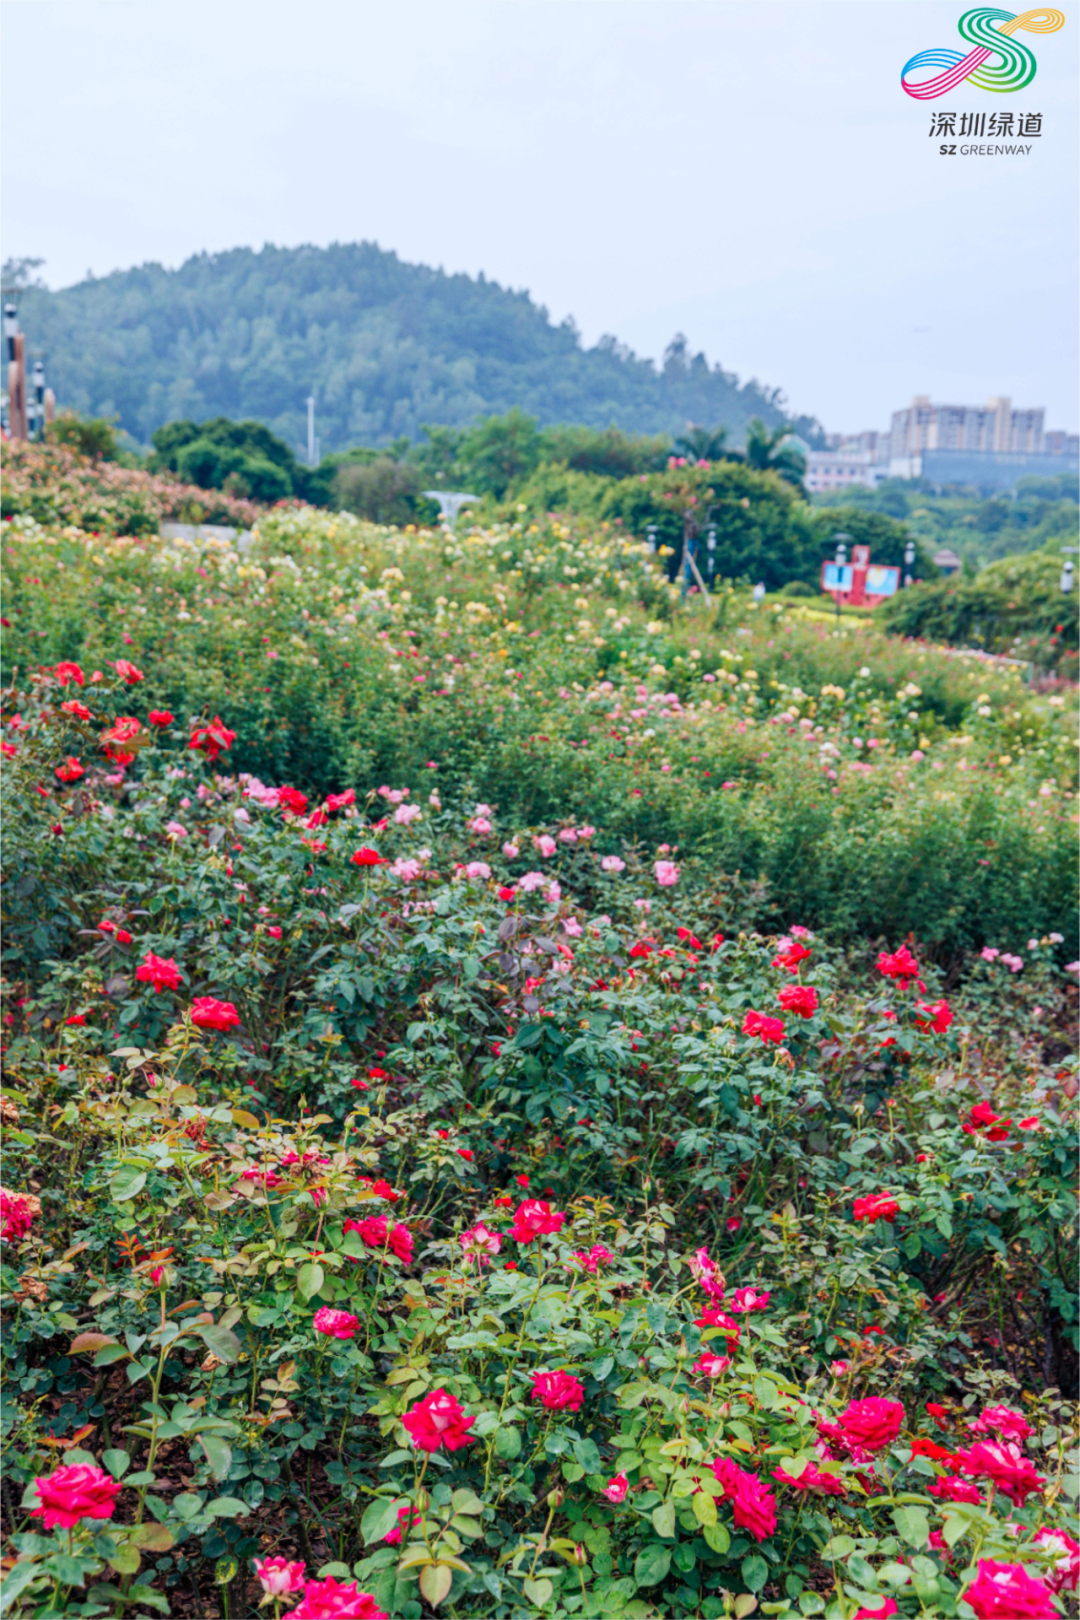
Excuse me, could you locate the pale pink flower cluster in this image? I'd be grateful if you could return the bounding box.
[534,834,557,857]
[377,785,409,804]
[600,855,625,873]
[689,1246,725,1299]
[392,858,422,881]
[460,861,491,881]
[654,860,679,887]
[460,1223,500,1264]
[395,803,422,825]
[519,871,547,893]
[502,841,520,858]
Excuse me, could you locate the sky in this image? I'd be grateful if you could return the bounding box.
[2,0,1077,434]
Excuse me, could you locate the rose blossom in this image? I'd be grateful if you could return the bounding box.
[743,1009,784,1044]
[602,1472,629,1503]
[728,1287,770,1313]
[460,1223,501,1262]
[957,1440,1045,1506]
[654,859,679,887]
[31,1464,121,1528]
[254,1556,306,1596]
[693,1353,732,1377]
[531,1370,585,1412]
[710,1455,777,1541]
[570,1243,612,1273]
[778,983,818,1017]
[190,997,241,1032]
[312,1307,360,1340]
[343,1216,413,1264]
[291,1576,387,1618]
[772,1460,847,1497]
[502,842,520,858]
[0,1187,40,1243]
[1033,1528,1080,1593]
[877,945,920,985]
[402,1388,476,1452]
[853,1603,897,1620]
[688,1246,725,1299]
[534,834,557,857]
[853,1193,900,1225]
[600,855,626,873]
[135,953,183,994]
[961,1559,1057,1619]
[927,1475,982,1504]
[819,1397,905,1455]
[508,1199,564,1242]
[970,1405,1032,1442]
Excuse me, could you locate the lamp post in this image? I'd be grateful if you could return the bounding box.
[31,360,45,441]
[1061,547,1078,593]
[833,533,851,625]
[904,540,916,588]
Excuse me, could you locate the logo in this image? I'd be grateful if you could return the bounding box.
[901,7,1064,100]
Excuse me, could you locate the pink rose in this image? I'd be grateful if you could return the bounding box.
[772,1460,847,1497]
[402,1388,476,1453]
[531,1370,585,1412]
[728,1287,770,1314]
[957,1440,1045,1506]
[1034,1528,1080,1593]
[31,1464,121,1528]
[970,1405,1032,1442]
[291,1576,387,1618]
[508,1199,564,1242]
[602,1472,629,1503]
[710,1456,777,1542]
[962,1560,1057,1619]
[313,1307,360,1340]
[654,859,679,887]
[255,1557,306,1596]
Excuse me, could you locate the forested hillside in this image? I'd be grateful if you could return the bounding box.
[13,242,823,453]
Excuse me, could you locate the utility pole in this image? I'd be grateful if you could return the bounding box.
[4,303,27,440]
[306,396,319,469]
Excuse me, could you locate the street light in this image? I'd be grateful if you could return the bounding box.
[1061,547,1078,593]
[833,533,851,625]
[904,540,916,588]
[32,360,45,441]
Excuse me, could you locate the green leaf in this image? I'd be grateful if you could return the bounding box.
[107,1545,141,1576]
[703,1522,730,1556]
[0,1562,43,1612]
[197,1434,232,1481]
[494,1426,522,1460]
[419,1564,454,1606]
[127,1585,170,1613]
[109,1165,147,1202]
[633,1545,671,1588]
[206,1497,247,1518]
[103,1448,130,1479]
[892,1505,930,1548]
[361,1496,402,1546]
[651,1501,676,1540]
[692,1490,717,1527]
[297,1261,325,1301]
[522,1576,553,1607]
[171,1494,204,1521]
[213,1555,239,1586]
[572,1436,601,1475]
[93,1344,132,1367]
[196,1324,242,1364]
[741,1553,768,1593]
[450,1488,484,1515]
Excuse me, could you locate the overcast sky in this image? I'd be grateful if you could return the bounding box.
[3,0,1077,432]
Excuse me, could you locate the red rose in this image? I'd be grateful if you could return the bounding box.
[531,1370,584,1412]
[53,662,85,687]
[343,1216,413,1264]
[189,716,236,762]
[55,757,84,783]
[278,786,308,816]
[325,789,356,813]
[962,1560,1057,1619]
[61,699,92,720]
[135,953,183,994]
[508,1199,564,1242]
[351,848,388,867]
[190,997,241,1032]
[402,1387,476,1452]
[927,1474,982,1504]
[957,1440,1046,1506]
[820,1397,905,1455]
[710,1456,777,1541]
[148,710,174,726]
[313,1307,360,1340]
[916,998,952,1033]
[778,983,818,1017]
[113,659,144,684]
[65,1013,86,1026]
[772,1460,847,1497]
[291,1576,387,1618]
[31,1463,121,1528]
[696,1308,741,1349]
[772,942,811,973]
[877,945,919,985]
[853,1193,899,1225]
[743,1009,784,1044]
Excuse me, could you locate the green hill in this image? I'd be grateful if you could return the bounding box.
[14,241,823,454]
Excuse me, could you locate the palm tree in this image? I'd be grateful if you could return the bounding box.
[743,418,807,488]
[673,424,735,463]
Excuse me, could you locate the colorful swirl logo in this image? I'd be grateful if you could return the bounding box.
[901,7,1064,100]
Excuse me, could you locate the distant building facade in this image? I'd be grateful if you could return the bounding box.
[806,431,890,493]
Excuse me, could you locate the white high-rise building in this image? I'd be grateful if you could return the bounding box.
[888,396,1045,476]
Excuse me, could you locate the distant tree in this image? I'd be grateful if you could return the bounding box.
[151,417,300,501]
[1,256,46,291]
[455,408,543,498]
[673,424,734,463]
[49,412,121,461]
[334,458,430,525]
[744,418,808,488]
[812,507,938,578]
[540,423,670,478]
